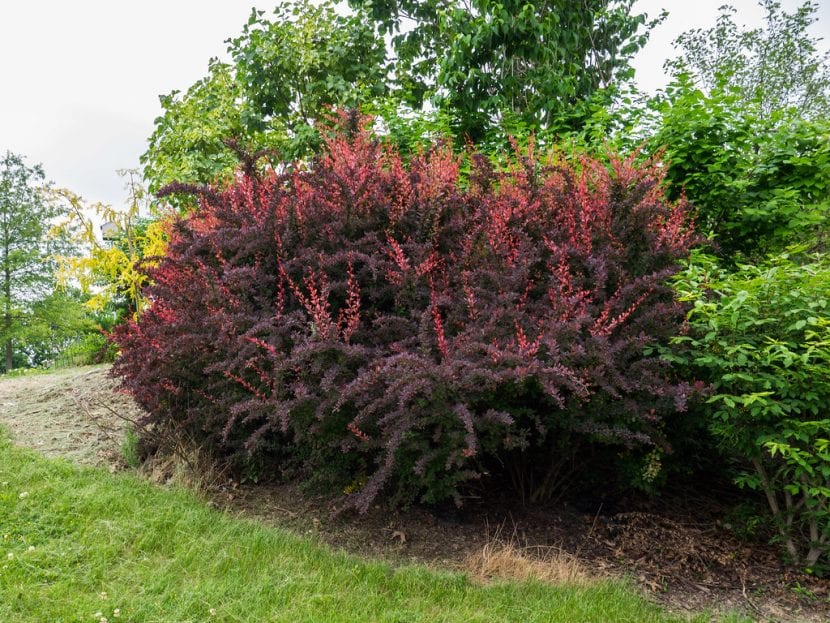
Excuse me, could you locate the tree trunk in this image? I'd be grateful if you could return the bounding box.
[4,337,11,373]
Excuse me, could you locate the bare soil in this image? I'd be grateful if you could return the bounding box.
[1,366,828,622]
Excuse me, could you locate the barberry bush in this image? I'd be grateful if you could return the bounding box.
[113,113,697,511]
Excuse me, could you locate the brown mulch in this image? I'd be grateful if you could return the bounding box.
[2,365,829,622]
[218,480,829,622]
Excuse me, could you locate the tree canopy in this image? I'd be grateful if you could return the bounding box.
[142,0,661,195]
[641,1,830,259]
[666,0,830,119]
[142,0,388,202]
[0,152,85,372]
[350,0,660,141]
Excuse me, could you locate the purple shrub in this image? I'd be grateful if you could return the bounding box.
[114,113,697,511]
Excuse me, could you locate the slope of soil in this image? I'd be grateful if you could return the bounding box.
[0,366,134,468]
[1,366,828,621]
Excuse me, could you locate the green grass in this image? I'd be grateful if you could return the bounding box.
[0,435,748,623]
[0,362,107,379]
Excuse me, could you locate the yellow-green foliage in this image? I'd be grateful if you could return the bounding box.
[52,171,170,315]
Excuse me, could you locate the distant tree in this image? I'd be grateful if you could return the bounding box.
[666,0,830,119]
[0,152,79,372]
[646,1,830,258]
[350,0,662,141]
[648,77,830,258]
[14,288,99,368]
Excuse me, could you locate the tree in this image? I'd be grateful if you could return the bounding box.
[14,288,100,368]
[666,0,830,120]
[0,152,75,372]
[645,0,830,259]
[350,0,661,142]
[142,0,388,202]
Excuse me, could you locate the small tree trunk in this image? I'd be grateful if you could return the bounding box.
[752,457,801,564]
[4,338,11,373]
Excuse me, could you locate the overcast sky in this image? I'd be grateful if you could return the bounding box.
[0,1,827,209]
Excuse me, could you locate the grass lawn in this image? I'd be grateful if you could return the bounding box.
[0,434,747,623]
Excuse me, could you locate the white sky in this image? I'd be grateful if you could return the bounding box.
[0,0,828,209]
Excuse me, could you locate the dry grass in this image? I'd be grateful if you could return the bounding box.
[464,527,594,586]
[0,365,227,494]
[138,438,228,494]
[0,365,131,467]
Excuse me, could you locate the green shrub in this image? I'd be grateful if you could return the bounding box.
[650,77,830,259]
[52,331,114,368]
[671,251,830,571]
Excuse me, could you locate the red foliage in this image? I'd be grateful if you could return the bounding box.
[113,112,696,511]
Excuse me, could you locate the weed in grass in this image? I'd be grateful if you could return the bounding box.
[121,426,140,469]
